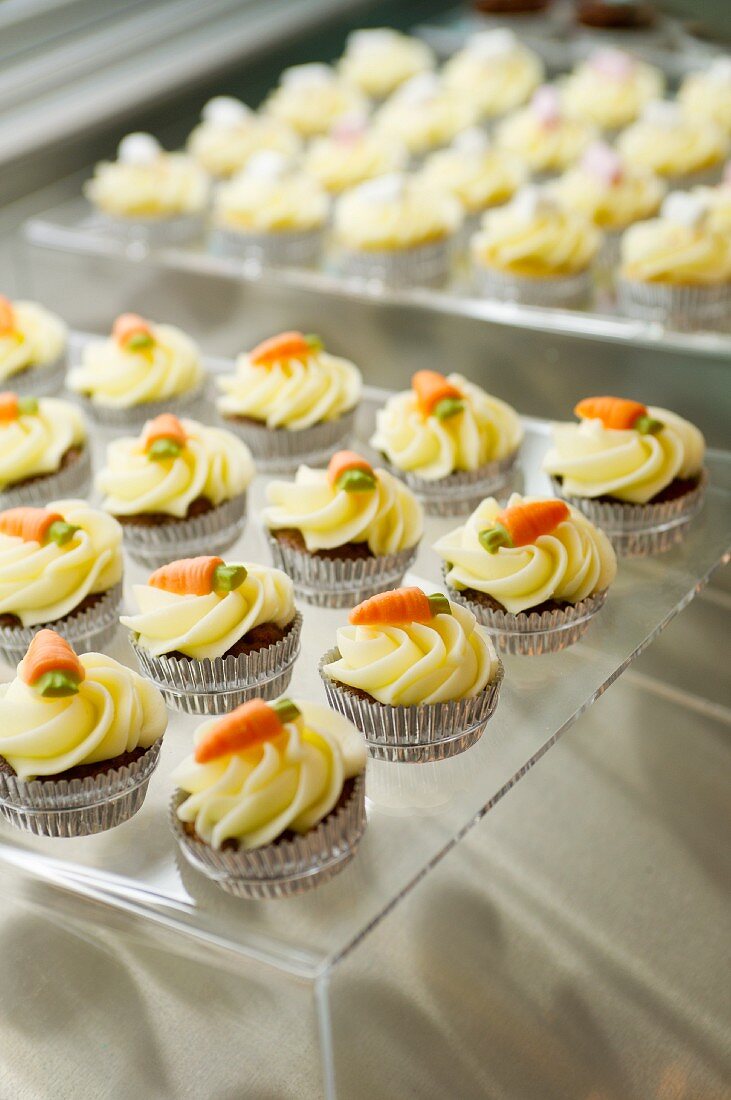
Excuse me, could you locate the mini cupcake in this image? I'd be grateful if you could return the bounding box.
[187,96,301,178]
[616,190,731,328]
[339,28,435,101]
[264,450,423,607]
[216,330,362,472]
[0,630,167,837]
[121,556,302,715]
[373,72,478,158]
[263,63,368,138]
[617,100,729,189]
[210,151,329,268]
[67,313,205,428]
[560,49,664,133]
[442,29,543,122]
[333,172,462,288]
[85,133,209,245]
[543,395,707,555]
[679,58,731,137]
[693,172,731,236]
[0,393,89,508]
[471,185,602,306]
[434,494,616,654]
[96,413,254,567]
[303,115,407,195]
[495,85,597,178]
[320,587,503,762]
[371,370,523,515]
[0,501,123,665]
[170,697,367,897]
[0,296,67,397]
[418,128,527,229]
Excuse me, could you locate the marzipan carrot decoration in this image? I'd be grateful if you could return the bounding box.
[0,295,16,336]
[0,392,38,421]
[249,331,322,367]
[412,370,464,421]
[327,451,377,492]
[575,396,663,435]
[149,556,247,596]
[0,507,79,547]
[479,500,569,554]
[21,629,85,698]
[143,413,187,460]
[349,586,451,626]
[113,313,155,352]
[195,698,301,763]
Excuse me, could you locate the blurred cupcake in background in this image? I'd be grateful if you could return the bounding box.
[338,28,435,101]
[187,96,301,178]
[442,29,543,123]
[691,166,731,235]
[678,58,731,137]
[617,100,729,189]
[0,297,67,397]
[560,48,663,133]
[373,72,478,159]
[303,114,407,195]
[495,85,597,178]
[263,63,368,138]
[0,394,89,508]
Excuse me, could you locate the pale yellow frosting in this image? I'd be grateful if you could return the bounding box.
[214,161,329,232]
[334,173,462,250]
[434,493,617,615]
[560,55,664,131]
[264,465,423,555]
[121,561,295,660]
[173,699,366,849]
[617,107,728,179]
[217,345,361,429]
[0,499,122,627]
[495,104,597,174]
[0,652,167,780]
[86,152,209,218]
[188,110,301,178]
[552,160,666,230]
[543,407,706,503]
[373,74,478,156]
[68,322,204,408]
[679,61,731,135]
[323,599,500,705]
[339,29,434,99]
[0,302,67,381]
[264,65,368,138]
[0,397,86,491]
[303,130,407,194]
[371,374,523,481]
[419,136,527,214]
[442,34,543,119]
[620,216,731,285]
[97,417,254,518]
[693,182,731,235]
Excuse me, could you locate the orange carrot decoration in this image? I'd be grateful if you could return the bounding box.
[479,500,570,554]
[0,392,38,421]
[113,312,155,351]
[575,396,662,435]
[142,413,187,460]
[0,507,79,547]
[412,370,464,421]
[21,629,85,698]
[0,295,16,336]
[149,556,247,596]
[327,450,377,493]
[195,698,301,764]
[349,586,451,627]
[249,331,322,367]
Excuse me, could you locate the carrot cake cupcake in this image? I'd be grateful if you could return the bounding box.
[264,450,423,607]
[303,116,407,195]
[170,696,367,897]
[442,30,543,122]
[560,48,664,132]
[68,313,205,427]
[187,96,301,178]
[678,58,731,138]
[371,370,523,514]
[96,413,254,567]
[338,28,435,101]
[0,630,167,836]
[617,100,729,188]
[373,72,477,158]
[0,501,123,664]
[320,587,503,761]
[434,494,616,654]
[544,395,707,555]
[495,85,597,178]
[418,128,527,228]
[0,296,67,397]
[0,393,89,508]
[263,63,367,139]
[121,555,301,715]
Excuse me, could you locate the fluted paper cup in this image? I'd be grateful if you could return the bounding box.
[336,238,454,289]
[95,210,206,248]
[9,353,67,398]
[473,264,593,308]
[209,226,325,268]
[0,445,91,510]
[616,278,730,331]
[119,492,247,568]
[74,382,207,431]
[385,451,519,517]
[220,408,356,473]
[0,581,123,667]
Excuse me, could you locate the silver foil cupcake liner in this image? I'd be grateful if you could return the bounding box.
[386,451,519,516]
[320,651,504,763]
[220,408,356,473]
[8,353,67,398]
[170,772,366,898]
[74,382,207,431]
[473,264,593,308]
[128,611,302,715]
[209,226,325,268]
[119,492,248,568]
[95,210,206,248]
[550,471,708,557]
[336,238,453,289]
[0,580,123,666]
[266,532,418,608]
[0,739,162,837]
[616,278,730,331]
[0,445,91,510]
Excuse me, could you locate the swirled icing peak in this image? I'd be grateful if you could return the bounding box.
[188,100,300,178]
[85,137,209,217]
[560,50,664,130]
[442,32,543,119]
[0,395,86,492]
[0,298,67,381]
[617,102,729,178]
[619,195,731,285]
[339,28,434,99]
[264,65,368,138]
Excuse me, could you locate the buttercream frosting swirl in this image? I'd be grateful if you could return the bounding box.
[86,142,209,218]
[679,60,731,136]
[693,181,731,235]
[617,105,729,179]
[560,52,664,131]
[339,29,434,99]
[620,210,731,285]
[323,598,499,705]
[495,98,597,174]
[0,301,67,381]
[373,74,478,156]
[304,129,407,194]
[334,173,462,250]
[0,396,86,491]
[173,699,366,849]
[187,101,301,177]
[442,32,543,119]
[264,65,368,138]
[0,652,167,780]
[552,155,666,230]
[0,498,123,627]
[434,493,617,614]
[419,135,527,214]
[213,156,329,232]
